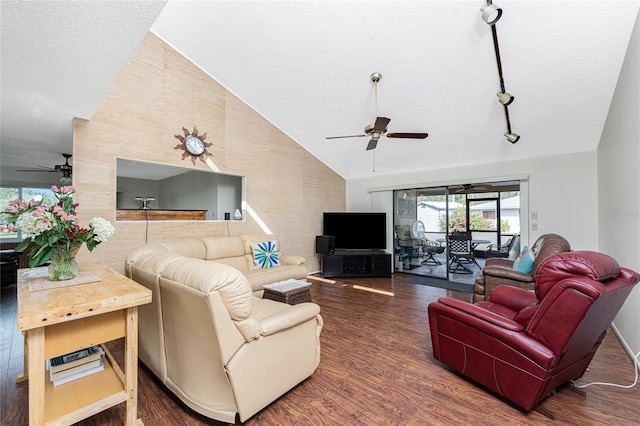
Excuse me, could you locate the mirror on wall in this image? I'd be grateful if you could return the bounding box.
[116,159,244,221]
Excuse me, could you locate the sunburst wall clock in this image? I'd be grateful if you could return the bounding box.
[174,126,213,165]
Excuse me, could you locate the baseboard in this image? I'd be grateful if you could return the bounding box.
[610,322,640,373]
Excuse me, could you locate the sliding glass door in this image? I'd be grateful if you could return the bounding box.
[393,181,521,283]
[393,187,448,279]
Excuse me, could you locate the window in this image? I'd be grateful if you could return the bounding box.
[483,211,496,220]
[0,186,56,242]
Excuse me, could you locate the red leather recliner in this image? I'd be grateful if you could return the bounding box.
[428,251,639,413]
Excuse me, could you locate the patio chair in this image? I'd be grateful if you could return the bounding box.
[447,231,476,273]
[411,221,444,265]
[395,224,421,258]
[485,234,520,259]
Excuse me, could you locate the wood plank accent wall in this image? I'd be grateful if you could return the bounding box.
[72,33,345,274]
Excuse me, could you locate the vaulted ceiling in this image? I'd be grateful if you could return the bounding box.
[2,1,639,181]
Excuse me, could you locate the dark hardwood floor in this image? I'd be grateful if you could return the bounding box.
[2,272,639,425]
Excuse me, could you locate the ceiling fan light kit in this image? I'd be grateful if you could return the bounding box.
[481,0,519,144]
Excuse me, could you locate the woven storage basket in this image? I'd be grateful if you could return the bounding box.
[263,280,312,305]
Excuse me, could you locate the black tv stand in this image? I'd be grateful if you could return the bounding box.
[321,250,391,278]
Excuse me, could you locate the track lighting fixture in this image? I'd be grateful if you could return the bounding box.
[482,0,519,143]
[497,92,514,106]
[504,132,520,144]
[480,2,502,25]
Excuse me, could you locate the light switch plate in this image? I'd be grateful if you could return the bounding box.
[531,211,538,220]
[531,223,538,230]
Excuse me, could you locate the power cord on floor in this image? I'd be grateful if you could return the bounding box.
[572,350,640,389]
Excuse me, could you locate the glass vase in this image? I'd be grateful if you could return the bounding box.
[48,243,81,281]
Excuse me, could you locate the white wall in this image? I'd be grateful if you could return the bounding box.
[598,9,640,357]
[159,171,218,219]
[116,177,160,209]
[347,150,598,251]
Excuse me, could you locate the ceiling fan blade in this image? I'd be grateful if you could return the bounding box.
[326,134,367,139]
[366,138,379,151]
[16,154,73,174]
[373,117,390,132]
[387,132,429,139]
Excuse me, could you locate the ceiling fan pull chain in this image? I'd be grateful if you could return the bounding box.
[372,149,376,172]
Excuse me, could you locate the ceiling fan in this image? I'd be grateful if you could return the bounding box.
[17,153,73,183]
[454,183,492,193]
[326,72,429,151]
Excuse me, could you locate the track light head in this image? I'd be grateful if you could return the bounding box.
[481,3,502,25]
[497,92,514,105]
[504,132,520,144]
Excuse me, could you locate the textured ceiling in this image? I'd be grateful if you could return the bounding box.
[2,1,639,181]
[0,0,167,173]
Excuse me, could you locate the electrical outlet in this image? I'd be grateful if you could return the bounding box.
[531,223,538,230]
[531,211,538,220]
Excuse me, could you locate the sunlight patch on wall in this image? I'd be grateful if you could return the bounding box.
[206,157,272,234]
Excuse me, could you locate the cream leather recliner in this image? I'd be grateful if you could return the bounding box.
[126,250,323,422]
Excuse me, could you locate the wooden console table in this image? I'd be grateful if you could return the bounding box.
[17,262,151,425]
[116,209,207,221]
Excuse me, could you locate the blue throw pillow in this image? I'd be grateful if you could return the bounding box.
[512,245,535,274]
[251,240,280,269]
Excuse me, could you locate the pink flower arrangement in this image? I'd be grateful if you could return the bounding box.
[0,223,17,233]
[2,185,115,267]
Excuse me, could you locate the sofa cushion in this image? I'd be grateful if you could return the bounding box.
[215,256,252,273]
[202,236,245,260]
[125,242,167,266]
[251,240,281,269]
[240,234,280,254]
[161,258,253,321]
[160,238,207,260]
[135,252,186,274]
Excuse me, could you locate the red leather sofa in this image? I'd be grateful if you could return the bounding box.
[428,250,639,414]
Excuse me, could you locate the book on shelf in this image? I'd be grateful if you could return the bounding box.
[51,360,105,387]
[46,346,105,386]
[50,357,104,380]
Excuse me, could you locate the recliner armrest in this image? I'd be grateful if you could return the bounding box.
[485,257,515,268]
[438,298,524,331]
[260,303,320,336]
[429,298,557,370]
[483,265,534,283]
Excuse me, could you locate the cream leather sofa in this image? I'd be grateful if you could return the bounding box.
[124,235,322,422]
[125,234,308,296]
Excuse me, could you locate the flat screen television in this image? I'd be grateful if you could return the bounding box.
[323,212,387,251]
